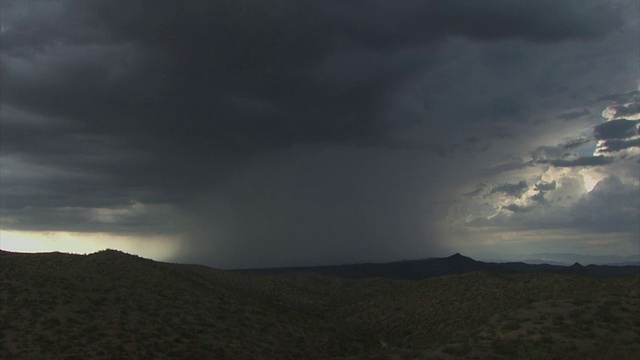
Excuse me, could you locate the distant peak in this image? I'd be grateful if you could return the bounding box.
[570,262,584,268]
[444,253,476,263]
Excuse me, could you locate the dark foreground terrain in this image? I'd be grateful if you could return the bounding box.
[1,250,639,359]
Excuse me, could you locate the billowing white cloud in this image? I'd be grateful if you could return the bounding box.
[443,94,639,258]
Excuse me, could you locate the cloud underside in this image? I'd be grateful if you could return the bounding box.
[543,156,615,167]
[594,119,640,140]
[599,138,640,152]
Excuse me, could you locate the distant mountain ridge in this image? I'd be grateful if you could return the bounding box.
[241,253,640,279]
[520,252,640,266]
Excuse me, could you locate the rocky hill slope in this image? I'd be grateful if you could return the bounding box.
[1,250,638,359]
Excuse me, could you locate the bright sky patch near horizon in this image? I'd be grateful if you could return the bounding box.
[1,0,639,268]
[0,230,179,262]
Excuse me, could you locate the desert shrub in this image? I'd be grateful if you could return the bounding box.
[552,315,565,326]
[442,343,470,356]
[502,320,521,332]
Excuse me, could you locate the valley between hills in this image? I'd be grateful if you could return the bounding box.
[1,250,639,359]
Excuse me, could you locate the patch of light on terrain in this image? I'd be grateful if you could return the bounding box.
[0,230,179,262]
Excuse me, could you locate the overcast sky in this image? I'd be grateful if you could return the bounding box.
[1,0,639,268]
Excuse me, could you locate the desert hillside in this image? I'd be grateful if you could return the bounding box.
[1,250,638,359]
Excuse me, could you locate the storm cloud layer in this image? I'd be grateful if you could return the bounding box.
[1,0,639,267]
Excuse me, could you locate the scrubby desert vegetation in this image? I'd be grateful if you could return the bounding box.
[1,249,638,359]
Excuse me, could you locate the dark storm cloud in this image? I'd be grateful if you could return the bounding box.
[502,204,535,213]
[490,181,528,198]
[487,161,533,174]
[594,119,640,140]
[0,202,178,234]
[529,137,622,168]
[540,156,615,168]
[599,138,640,152]
[529,136,623,168]
[530,145,565,162]
[2,1,623,168]
[528,181,556,205]
[596,90,639,103]
[530,191,547,204]
[608,103,640,119]
[534,180,557,191]
[0,0,633,266]
[1,0,618,210]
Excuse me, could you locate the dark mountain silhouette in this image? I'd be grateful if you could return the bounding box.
[242,253,640,279]
[525,252,640,266]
